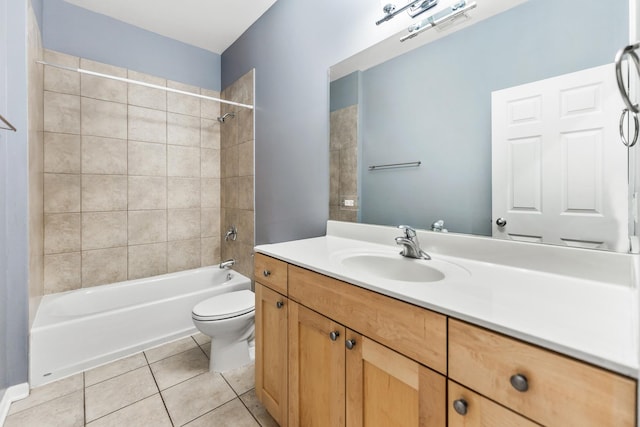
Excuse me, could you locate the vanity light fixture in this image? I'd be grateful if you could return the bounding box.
[376,0,439,25]
[400,0,477,42]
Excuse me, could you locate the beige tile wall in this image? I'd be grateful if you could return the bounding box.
[42,49,224,293]
[329,104,359,222]
[28,2,45,327]
[220,70,255,280]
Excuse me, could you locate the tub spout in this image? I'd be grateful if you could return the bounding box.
[219,259,235,269]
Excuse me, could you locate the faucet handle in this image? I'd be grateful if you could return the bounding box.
[398,225,417,238]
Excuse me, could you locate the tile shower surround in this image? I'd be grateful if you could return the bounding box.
[42,49,255,293]
[28,3,45,324]
[220,70,255,281]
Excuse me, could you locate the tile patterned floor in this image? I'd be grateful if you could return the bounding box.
[4,333,278,427]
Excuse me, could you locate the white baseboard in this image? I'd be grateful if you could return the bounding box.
[0,383,29,425]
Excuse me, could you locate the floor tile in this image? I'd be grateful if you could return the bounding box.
[8,373,83,415]
[85,393,172,427]
[150,346,209,390]
[144,336,198,363]
[4,390,84,427]
[85,365,158,422]
[184,398,259,427]
[240,389,279,427]
[162,371,236,426]
[222,363,255,395]
[192,332,211,346]
[85,352,147,386]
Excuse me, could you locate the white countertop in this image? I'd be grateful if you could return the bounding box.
[255,221,640,378]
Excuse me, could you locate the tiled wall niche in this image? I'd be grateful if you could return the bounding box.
[329,104,358,222]
[220,70,255,280]
[42,49,225,293]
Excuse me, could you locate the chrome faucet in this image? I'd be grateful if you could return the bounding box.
[395,225,431,260]
[431,219,448,232]
[219,259,235,269]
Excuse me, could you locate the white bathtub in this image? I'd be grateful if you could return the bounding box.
[30,266,251,387]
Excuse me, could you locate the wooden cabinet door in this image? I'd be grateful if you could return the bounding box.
[346,334,446,427]
[255,283,288,427]
[288,302,346,427]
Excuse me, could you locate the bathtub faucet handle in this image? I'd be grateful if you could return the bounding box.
[225,225,238,241]
[219,259,236,269]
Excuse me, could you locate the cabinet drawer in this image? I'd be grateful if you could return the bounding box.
[254,253,288,294]
[448,319,636,427]
[448,381,539,427]
[289,265,447,374]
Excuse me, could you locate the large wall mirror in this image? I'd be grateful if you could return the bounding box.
[329,0,638,253]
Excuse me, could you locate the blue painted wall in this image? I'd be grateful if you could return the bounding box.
[359,0,628,235]
[0,0,8,400]
[330,72,360,112]
[42,0,221,91]
[32,0,42,31]
[223,0,629,243]
[222,0,401,244]
[1,0,32,392]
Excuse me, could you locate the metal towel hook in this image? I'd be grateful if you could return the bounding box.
[0,114,16,132]
[615,42,640,148]
[615,42,640,114]
[620,108,639,148]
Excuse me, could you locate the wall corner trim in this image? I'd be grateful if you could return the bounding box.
[0,383,29,425]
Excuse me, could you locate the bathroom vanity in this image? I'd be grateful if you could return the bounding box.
[254,221,638,427]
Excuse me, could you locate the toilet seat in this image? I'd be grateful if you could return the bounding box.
[192,290,255,321]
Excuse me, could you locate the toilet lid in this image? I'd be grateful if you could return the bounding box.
[192,290,255,321]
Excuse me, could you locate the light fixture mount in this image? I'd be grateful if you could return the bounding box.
[400,0,477,42]
[407,0,439,18]
[376,0,438,25]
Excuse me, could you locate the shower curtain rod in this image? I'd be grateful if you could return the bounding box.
[36,61,254,110]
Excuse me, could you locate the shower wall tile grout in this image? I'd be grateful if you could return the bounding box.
[42,48,227,294]
[220,69,255,281]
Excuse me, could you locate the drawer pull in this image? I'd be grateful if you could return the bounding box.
[510,374,529,392]
[453,399,468,415]
[345,339,356,350]
[276,301,284,309]
[263,270,271,277]
[329,331,340,341]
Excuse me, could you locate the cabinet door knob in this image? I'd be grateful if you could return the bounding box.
[276,301,284,309]
[345,339,356,350]
[263,270,271,277]
[510,374,529,392]
[329,331,340,341]
[453,399,468,415]
[496,217,507,227]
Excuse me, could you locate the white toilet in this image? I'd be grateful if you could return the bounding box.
[191,289,256,372]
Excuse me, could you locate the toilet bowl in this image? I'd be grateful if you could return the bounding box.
[192,289,255,372]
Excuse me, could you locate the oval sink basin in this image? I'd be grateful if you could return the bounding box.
[341,254,445,282]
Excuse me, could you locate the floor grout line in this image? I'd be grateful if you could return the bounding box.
[7,336,261,427]
[82,372,87,426]
[237,390,264,427]
[83,392,162,426]
[5,381,84,417]
[143,351,175,427]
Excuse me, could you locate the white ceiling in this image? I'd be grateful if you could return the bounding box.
[64,0,279,54]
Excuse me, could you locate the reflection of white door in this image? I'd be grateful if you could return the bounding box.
[492,64,628,252]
